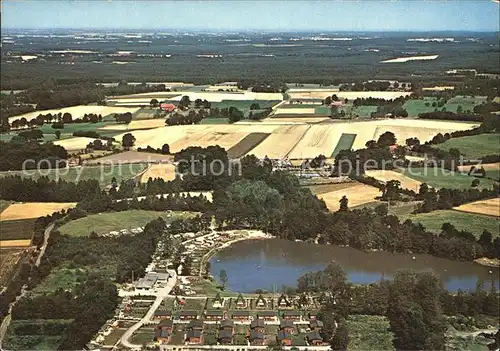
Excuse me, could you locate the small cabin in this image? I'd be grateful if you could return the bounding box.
[277,330,293,346]
[205,310,224,321]
[250,319,266,332]
[283,310,303,321]
[307,330,323,345]
[218,330,233,344]
[154,310,172,320]
[255,294,267,309]
[154,329,170,344]
[186,330,202,344]
[232,310,250,321]
[280,320,295,334]
[310,319,324,331]
[179,310,198,320]
[249,330,265,346]
[187,319,204,331]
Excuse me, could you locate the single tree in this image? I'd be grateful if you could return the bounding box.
[161,143,170,154]
[122,133,136,149]
[150,98,159,108]
[54,130,61,139]
[339,195,348,212]
[219,269,228,289]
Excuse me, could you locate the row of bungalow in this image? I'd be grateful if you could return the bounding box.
[155,309,318,322]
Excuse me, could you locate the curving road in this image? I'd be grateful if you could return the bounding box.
[119,269,177,349]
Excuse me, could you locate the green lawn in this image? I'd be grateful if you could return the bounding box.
[347,315,395,351]
[403,97,438,116]
[0,164,147,187]
[435,134,499,159]
[404,168,498,189]
[332,133,357,156]
[402,210,500,238]
[58,210,195,237]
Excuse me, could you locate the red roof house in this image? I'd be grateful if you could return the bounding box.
[160,103,176,112]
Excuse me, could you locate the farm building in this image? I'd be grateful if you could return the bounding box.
[135,273,158,290]
[160,103,176,112]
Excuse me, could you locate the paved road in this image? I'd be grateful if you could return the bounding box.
[35,223,54,266]
[119,269,177,349]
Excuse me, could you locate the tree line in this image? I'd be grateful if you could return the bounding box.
[0,141,68,171]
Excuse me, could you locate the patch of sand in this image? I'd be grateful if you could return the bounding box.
[365,170,422,192]
[141,164,177,183]
[316,183,381,211]
[454,198,499,217]
[0,240,32,248]
[0,202,77,221]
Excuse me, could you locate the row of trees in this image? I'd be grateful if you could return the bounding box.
[165,109,208,125]
[0,140,68,171]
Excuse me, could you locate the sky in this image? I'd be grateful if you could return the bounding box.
[2,0,499,32]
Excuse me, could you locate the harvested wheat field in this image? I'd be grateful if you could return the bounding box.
[248,124,311,159]
[54,137,103,150]
[288,90,412,100]
[365,170,422,191]
[273,108,317,115]
[287,124,344,159]
[1,202,77,221]
[0,240,32,248]
[316,183,381,211]
[141,164,177,183]
[227,133,270,158]
[454,198,500,217]
[9,105,139,123]
[457,162,500,172]
[85,151,173,164]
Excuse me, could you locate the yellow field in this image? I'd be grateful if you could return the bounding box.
[287,124,343,159]
[0,202,77,221]
[9,105,139,123]
[107,91,283,104]
[316,183,381,211]
[273,108,316,115]
[454,198,500,217]
[0,240,32,248]
[381,55,439,63]
[457,162,500,172]
[248,124,310,159]
[365,170,422,191]
[288,90,412,100]
[140,164,176,183]
[53,137,101,151]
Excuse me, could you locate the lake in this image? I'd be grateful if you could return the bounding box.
[209,239,499,292]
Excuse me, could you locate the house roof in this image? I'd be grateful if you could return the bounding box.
[186,330,202,339]
[277,330,292,341]
[220,319,234,328]
[307,330,323,341]
[155,329,170,339]
[218,330,233,340]
[257,311,275,317]
[205,310,224,316]
[310,320,324,327]
[187,319,204,328]
[250,319,266,329]
[232,311,250,316]
[157,319,173,327]
[280,320,294,329]
[283,311,302,316]
[154,310,172,316]
[250,330,264,340]
[179,310,198,316]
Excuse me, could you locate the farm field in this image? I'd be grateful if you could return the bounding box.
[306,182,358,195]
[403,97,438,116]
[365,169,422,192]
[0,239,32,248]
[57,210,195,237]
[0,249,25,288]
[435,133,500,159]
[8,105,139,123]
[444,95,488,113]
[287,90,412,100]
[0,202,76,221]
[84,151,172,164]
[332,133,357,156]
[381,54,439,63]
[3,320,73,351]
[402,210,500,238]
[249,124,310,159]
[140,163,176,183]
[314,183,381,211]
[0,164,147,186]
[403,167,498,189]
[227,132,270,158]
[457,162,500,181]
[453,198,499,217]
[347,315,395,351]
[0,199,12,213]
[0,218,36,240]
